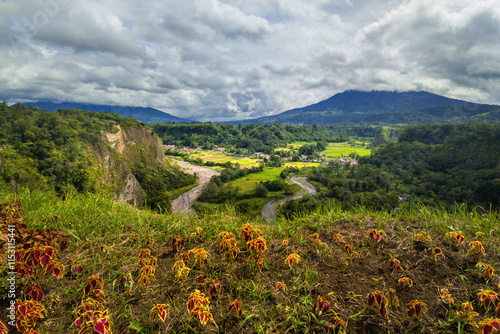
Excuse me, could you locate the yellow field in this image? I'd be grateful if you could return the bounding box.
[196,152,261,168]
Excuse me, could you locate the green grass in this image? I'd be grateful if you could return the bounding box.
[322,142,371,158]
[2,189,500,333]
[230,167,284,194]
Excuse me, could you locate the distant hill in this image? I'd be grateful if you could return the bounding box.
[231,90,500,125]
[22,101,193,124]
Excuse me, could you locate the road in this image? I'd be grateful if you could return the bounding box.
[261,177,317,222]
[170,159,220,215]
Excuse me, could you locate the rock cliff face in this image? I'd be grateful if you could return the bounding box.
[93,124,165,206]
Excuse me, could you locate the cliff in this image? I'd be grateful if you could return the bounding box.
[0,104,191,209]
[95,124,166,206]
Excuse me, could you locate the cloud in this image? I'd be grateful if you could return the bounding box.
[1,0,499,121]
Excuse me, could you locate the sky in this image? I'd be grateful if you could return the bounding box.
[1,0,499,121]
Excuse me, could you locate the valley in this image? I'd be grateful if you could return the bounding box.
[1,103,499,334]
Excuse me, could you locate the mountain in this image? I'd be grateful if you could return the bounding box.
[231,90,500,125]
[22,101,193,124]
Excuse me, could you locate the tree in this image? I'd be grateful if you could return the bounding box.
[254,183,268,198]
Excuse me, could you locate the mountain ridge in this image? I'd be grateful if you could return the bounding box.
[21,101,192,124]
[229,90,500,125]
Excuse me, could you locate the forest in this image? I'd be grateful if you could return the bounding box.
[279,124,500,217]
[149,122,385,153]
[0,102,196,211]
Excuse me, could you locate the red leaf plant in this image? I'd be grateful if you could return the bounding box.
[456,301,480,329]
[71,309,113,334]
[388,288,400,308]
[316,296,330,316]
[398,277,413,289]
[367,291,389,316]
[15,299,46,331]
[333,317,347,333]
[368,229,382,243]
[432,247,445,264]
[150,304,170,322]
[219,231,240,259]
[467,241,486,262]
[240,224,262,242]
[171,235,185,254]
[388,258,403,271]
[407,300,428,319]
[285,253,301,268]
[25,284,44,302]
[0,320,8,334]
[197,276,221,297]
[476,262,495,280]
[478,290,498,309]
[445,231,465,248]
[228,300,243,317]
[477,318,500,334]
[187,290,215,326]
[276,281,287,291]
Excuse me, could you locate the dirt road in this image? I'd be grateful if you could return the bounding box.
[170,159,220,215]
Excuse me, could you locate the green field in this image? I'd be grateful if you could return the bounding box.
[277,141,371,158]
[229,162,318,194]
[322,142,371,158]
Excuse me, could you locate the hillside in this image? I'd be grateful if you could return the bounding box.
[233,90,500,125]
[22,101,192,124]
[0,102,196,210]
[1,193,499,333]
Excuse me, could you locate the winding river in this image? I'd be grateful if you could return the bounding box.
[170,159,220,215]
[169,159,316,220]
[261,177,317,222]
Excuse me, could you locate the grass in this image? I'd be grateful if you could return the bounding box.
[191,152,261,168]
[322,142,371,158]
[277,141,371,159]
[2,190,500,334]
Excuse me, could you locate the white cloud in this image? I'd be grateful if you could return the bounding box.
[1,0,499,121]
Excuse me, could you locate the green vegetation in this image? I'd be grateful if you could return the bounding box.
[322,142,371,158]
[2,191,499,333]
[1,103,500,333]
[0,103,196,212]
[279,123,500,217]
[150,123,379,153]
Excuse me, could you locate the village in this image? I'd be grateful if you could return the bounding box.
[163,144,359,166]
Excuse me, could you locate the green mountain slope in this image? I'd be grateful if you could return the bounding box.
[233,90,499,125]
[22,101,192,124]
[0,102,196,211]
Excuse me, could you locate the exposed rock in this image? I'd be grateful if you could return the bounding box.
[91,124,165,207]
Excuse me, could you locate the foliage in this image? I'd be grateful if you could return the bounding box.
[279,123,500,216]
[2,118,500,333]
[0,103,196,212]
[150,122,378,152]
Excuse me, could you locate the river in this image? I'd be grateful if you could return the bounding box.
[169,159,220,215]
[261,177,317,222]
[169,159,316,220]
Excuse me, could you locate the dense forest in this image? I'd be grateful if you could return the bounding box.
[279,124,500,217]
[150,123,385,153]
[0,102,195,211]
